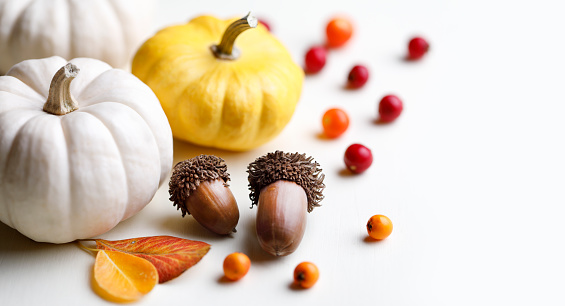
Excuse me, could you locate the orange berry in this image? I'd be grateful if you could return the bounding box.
[293,262,319,289]
[223,252,251,281]
[326,17,353,48]
[366,215,393,240]
[322,108,350,138]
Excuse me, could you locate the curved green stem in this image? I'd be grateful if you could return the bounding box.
[211,12,257,60]
[43,63,80,115]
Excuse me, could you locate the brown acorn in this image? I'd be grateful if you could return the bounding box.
[169,155,239,235]
[247,151,325,256]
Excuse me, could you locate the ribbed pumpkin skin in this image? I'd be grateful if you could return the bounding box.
[0,0,154,73]
[0,56,173,243]
[132,15,304,151]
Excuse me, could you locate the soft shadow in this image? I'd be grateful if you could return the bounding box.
[288,281,307,291]
[241,217,280,264]
[304,69,323,76]
[159,215,234,243]
[172,139,246,165]
[342,83,366,91]
[316,132,332,141]
[217,275,237,284]
[0,222,63,254]
[401,54,417,63]
[363,236,385,243]
[337,168,355,177]
[373,118,395,125]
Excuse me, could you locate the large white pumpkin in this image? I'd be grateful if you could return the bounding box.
[0,56,173,243]
[0,0,154,73]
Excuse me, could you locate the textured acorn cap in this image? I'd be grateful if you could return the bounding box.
[169,155,231,216]
[247,151,325,212]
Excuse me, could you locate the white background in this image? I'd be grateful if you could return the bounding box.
[2,0,565,305]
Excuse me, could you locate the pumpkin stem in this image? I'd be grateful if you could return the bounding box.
[211,12,257,60]
[43,63,80,115]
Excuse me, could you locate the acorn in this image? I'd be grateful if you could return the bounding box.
[247,151,325,256]
[169,155,239,235]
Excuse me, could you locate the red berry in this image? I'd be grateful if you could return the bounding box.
[378,95,403,123]
[347,65,369,89]
[304,46,327,74]
[408,37,429,60]
[344,144,373,174]
[258,19,271,31]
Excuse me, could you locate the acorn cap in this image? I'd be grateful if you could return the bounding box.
[169,155,231,216]
[247,151,325,212]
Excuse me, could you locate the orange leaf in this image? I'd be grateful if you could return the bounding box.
[94,236,210,283]
[93,250,158,303]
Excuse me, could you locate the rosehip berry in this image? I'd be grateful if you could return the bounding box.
[294,262,319,289]
[322,108,349,138]
[344,144,373,174]
[326,17,353,48]
[347,65,369,89]
[366,215,393,240]
[407,37,429,60]
[258,19,271,31]
[304,46,327,74]
[378,95,403,123]
[223,252,251,281]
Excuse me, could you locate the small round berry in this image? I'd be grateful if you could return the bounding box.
[258,19,271,32]
[378,95,403,123]
[407,37,429,60]
[344,144,373,174]
[322,108,349,138]
[223,252,251,281]
[347,65,369,89]
[293,262,319,289]
[304,46,327,74]
[366,215,393,240]
[326,17,353,48]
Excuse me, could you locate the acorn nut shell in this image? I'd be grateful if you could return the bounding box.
[256,180,308,256]
[169,155,239,235]
[185,179,239,235]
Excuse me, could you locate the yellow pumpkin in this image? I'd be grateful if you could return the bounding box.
[132,14,304,151]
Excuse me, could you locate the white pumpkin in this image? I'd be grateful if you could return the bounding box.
[0,0,154,73]
[0,56,173,243]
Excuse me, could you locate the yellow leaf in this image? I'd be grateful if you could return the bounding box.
[92,250,158,303]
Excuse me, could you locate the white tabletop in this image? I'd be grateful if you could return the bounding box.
[1,0,564,305]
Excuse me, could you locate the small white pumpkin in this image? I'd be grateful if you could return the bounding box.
[0,0,154,73]
[0,56,173,243]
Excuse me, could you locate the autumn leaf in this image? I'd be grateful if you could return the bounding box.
[93,250,158,303]
[93,236,210,283]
